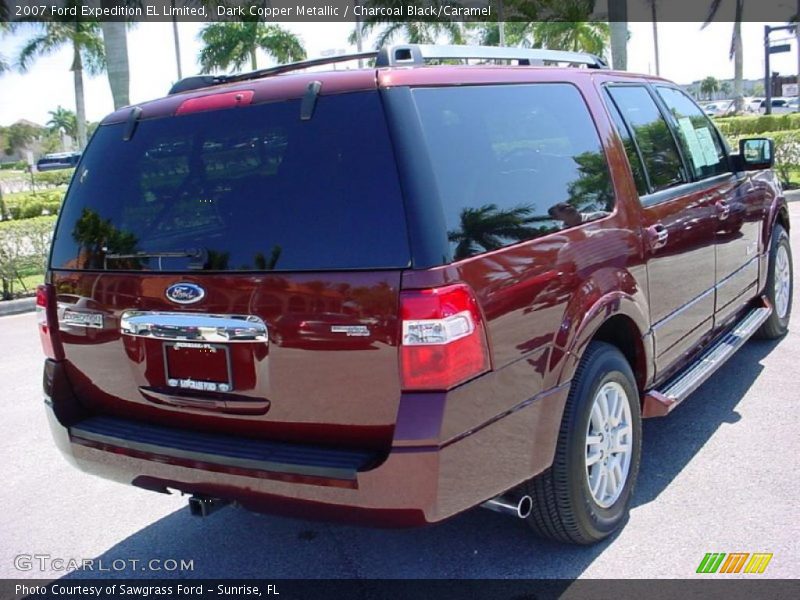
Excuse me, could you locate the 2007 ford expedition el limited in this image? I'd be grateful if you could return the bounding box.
[38,44,792,544]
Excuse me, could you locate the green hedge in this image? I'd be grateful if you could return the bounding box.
[32,168,75,187]
[725,129,800,187]
[715,113,800,137]
[0,161,27,170]
[1,189,64,220]
[0,215,57,299]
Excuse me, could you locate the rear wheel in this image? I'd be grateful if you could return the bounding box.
[757,224,792,339]
[526,342,642,544]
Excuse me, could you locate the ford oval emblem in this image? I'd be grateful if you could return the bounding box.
[165,283,205,305]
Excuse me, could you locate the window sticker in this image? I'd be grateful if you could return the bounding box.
[695,127,720,167]
[677,117,707,170]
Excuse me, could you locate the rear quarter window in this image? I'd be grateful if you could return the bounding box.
[411,83,615,261]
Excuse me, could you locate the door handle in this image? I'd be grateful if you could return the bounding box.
[716,200,731,220]
[646,224,669,250]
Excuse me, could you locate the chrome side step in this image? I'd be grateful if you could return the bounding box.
[643,302,772,418]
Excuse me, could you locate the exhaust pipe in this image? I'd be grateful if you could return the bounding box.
[188,495,230,517]
[480,493,533,519]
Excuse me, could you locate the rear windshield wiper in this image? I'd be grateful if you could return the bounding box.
[104,248,207,270]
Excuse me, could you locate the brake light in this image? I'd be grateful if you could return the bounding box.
[36,284,62,360]
[175,90,254,116]
[399,283,490,391]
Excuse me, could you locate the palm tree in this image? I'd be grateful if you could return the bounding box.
[702,0,744,112]
[533,21,610,56]
[99,20,130,109]
[46,106,78,140]
[468,22,537,47]
[12,15,105,150]
[700,76,720,100]
[352,20,464,49]
[0,17,9,73]
[651,0,661,75]
[448,204,542,260]
[608,0,628,70]
[198,22,306,73]
[350,2,464,48]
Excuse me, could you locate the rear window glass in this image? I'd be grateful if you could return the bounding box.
[411,83,615,261]
[50,92,410,272]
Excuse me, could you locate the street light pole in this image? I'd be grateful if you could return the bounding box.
[652,1,660,76]
[498,0,506,46]
[796,0,800,100]
[766,25,772,114]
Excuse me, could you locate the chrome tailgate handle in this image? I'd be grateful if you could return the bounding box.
[120,311,267,343]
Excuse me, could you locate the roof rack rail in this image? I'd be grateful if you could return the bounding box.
[375,44,609,69]
[168,44,608,95]
[169,51,378,94]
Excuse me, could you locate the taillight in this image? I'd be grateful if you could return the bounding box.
[36,284,61,360]
[399,283,490,391]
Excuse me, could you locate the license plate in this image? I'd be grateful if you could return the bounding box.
[61,309,104,329]
[164,342,232,392]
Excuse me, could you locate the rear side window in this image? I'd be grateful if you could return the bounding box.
[50,92,410,272]
[606,86,688,192]
[605,94,648,196]
[412,83,615,260]
[656,86,728,180]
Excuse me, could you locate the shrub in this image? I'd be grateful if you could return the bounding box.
[0,215,56,299]
[32,168,75,188]
[725,129,800,187]
[715,113,800,137]
[769,130,800,187]
[0,161,27,170]
[2,189,65,220]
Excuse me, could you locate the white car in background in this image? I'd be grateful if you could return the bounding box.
[746,98,764,113]
[703,100,735,117]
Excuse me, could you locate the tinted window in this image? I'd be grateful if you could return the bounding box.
[412,84,615,260]
[607,86,687,192]
[51,92,410,271]
[605,93,648,195]
[656,86,728,179]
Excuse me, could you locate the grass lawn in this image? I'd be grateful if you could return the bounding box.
[6,265,44,297]
[786,167,800,189]
[17,269,44,294]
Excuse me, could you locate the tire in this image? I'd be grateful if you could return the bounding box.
[526,342,642,544]
[756,224,792,339]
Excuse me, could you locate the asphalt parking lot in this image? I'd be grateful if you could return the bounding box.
[1,203,798,582]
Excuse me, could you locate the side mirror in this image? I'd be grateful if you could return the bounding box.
[736,137,774,170]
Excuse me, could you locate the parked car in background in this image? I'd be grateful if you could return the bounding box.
[746,97,764,113]
[759,97,799,114]
[38,44,792,546]
[702,100,735,117]
[36,152,81,171]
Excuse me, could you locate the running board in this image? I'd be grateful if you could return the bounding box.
[643,301,772,418]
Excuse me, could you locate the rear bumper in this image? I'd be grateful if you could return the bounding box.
[45,362,568,527]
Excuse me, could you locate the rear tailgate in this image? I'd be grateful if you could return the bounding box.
[47,89,410,450]
[51,270,402,449]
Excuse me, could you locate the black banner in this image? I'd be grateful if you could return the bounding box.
[0,0,797,23]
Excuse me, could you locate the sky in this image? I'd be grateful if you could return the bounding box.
[1,20,799,127]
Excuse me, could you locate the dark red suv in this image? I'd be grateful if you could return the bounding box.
[38,45,792,544]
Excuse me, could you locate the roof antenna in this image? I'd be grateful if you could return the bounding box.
[123,107,142,141]
[300,81,322,121]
